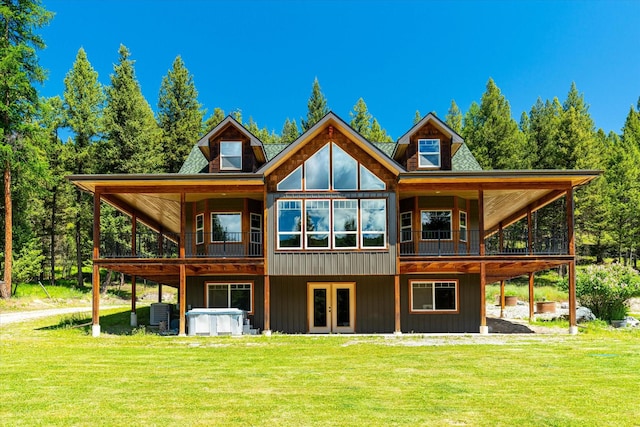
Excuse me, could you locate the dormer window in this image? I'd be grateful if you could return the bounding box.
[418,139,440,168]
[220,141,242,170]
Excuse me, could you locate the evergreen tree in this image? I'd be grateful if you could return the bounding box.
[204,107,225,131]
[157,56,204,173]
[559,83,597,170]
[99,45,162,174]
[413,110,422,125]
[0,0,53,298]
[281,118,299,143]
[369,118,393,142]
[527,97,563,169]
[301,78,329,131]
[63,48,104,288]
[461,101,485,166]
[350,98,372,137]
[445,100,462,134]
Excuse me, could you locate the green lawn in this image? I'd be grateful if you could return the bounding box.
[1,308,639,426]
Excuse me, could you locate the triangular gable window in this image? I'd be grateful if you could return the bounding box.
[277,142,386,191]
[277,166,302,191]
[359,165,385,190]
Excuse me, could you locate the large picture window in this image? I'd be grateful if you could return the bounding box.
[207,282,253,313]
[421,210,452,240]
[277,200,302,249]
[220,141,242,170]
[410,280,458,312]
[360,199,386,248]
[418,138,441,168]
[305,200,330,248]
[211,212,242,242]
[333,200,358,248]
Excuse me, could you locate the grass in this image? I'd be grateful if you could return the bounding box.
[1,309,640,426]
[486,284,568,303]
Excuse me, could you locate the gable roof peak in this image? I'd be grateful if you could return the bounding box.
[195,115,267,163]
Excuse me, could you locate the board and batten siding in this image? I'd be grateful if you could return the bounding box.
[267,192,397,276]
[269,275,395,334]
[400,274,481,333]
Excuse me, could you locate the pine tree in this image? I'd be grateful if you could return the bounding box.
[0,0,53,298]
[301,78,329,131]
[281,118,299,143]
[369,118,393,142]
[445,100,462,134]
[527,97,563,169]
[204,107,225,131]
[461,101,485,167]
[350,98,372,137]
[413,110,422,125]
[100,45,162,174]
[63,47,104,288]
[157,56,204,173]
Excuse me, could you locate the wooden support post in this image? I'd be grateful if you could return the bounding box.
[92,191,101,337]
[498,222,504,254]
[130,275,137,327]
[394,275,401,334]
[529,272,535,322]
[500,280,505,318]
[179,265,186,336]
[130,214,137,327]
[480,262,487,334]
[263,275,271,335]
[478,190,485,256]
[158,283,163,303]
[566,188,577,334]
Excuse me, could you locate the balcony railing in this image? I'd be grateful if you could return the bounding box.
[399,230,568,256]
[99,231,263,259]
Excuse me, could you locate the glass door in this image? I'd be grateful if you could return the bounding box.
[307,283,355,333]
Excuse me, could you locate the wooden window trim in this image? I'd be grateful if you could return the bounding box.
[210,211,242,243]
[205,281,254,315]
[420,209,453,241]
[409,279,460,314]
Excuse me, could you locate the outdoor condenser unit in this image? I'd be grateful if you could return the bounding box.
[150,303,170,326]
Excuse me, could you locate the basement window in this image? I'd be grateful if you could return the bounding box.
[410,280,458,313]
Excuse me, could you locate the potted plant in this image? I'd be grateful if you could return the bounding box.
[610,304,628,328]
[504,292,518,307]
[535,298,556,314]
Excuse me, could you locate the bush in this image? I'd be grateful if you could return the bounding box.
[576,264,640,321]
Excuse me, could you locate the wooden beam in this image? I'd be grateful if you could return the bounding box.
[478,190,485,256]
[480,262,487,333]
[398,181,572,192]
[527,207,533,255]
[131,275,137,314]
[180,193,186,259]
[99,184,264,194]
[99,193,167,234]
[500,280,505,318]
[179,264,186,336]
[394,275,401,333]
[529,272,535,322]
[264,275,270,333]
[92,191,101,336]
[567,189,577,332]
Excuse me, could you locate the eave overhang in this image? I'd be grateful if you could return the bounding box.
[394,112,464,160]
[197,115,267,163]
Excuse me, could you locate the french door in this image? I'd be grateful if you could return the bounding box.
[307,282,355,333]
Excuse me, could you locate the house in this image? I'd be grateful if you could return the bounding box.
[69,112,599,336]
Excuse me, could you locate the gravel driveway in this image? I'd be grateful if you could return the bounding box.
[0,307,94,326]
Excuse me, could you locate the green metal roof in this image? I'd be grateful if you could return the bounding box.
[452,143,483,171]
[263,143,290,161]
[371,142,396,157]
[178,145,208,174]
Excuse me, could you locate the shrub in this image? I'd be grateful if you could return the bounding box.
[576,264,640,321]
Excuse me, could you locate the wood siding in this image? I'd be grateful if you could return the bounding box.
[400,274,480,333]
[403,122,453,171]
[209,125,259,173]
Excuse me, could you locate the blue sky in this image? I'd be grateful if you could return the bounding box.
[37,0,639,139]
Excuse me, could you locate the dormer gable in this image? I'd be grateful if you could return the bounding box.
[394,113,464,171]
[196,116,267,173]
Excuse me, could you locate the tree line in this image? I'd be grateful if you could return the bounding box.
[1,0,638,298]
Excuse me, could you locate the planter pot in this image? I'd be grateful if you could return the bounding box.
[611,319,627,328]
[504,296,518,306]
[536,301,556,314]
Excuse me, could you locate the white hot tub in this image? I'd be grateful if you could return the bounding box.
[186,308,245,336]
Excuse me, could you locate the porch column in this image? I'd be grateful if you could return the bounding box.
[527,207,533,255]
[130,214,137,327]
[499,280,505,318]
[179,265,186,336]
[478,190,488,334]
[263,275,271,335]
[130,276,137,327]
[480,263,487,334]
[528,272,535,322]
[158,284,163,303]
[92,191,101,337]
[566,188,578,334]
[178,193,187,336]
[394,275,401,334]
